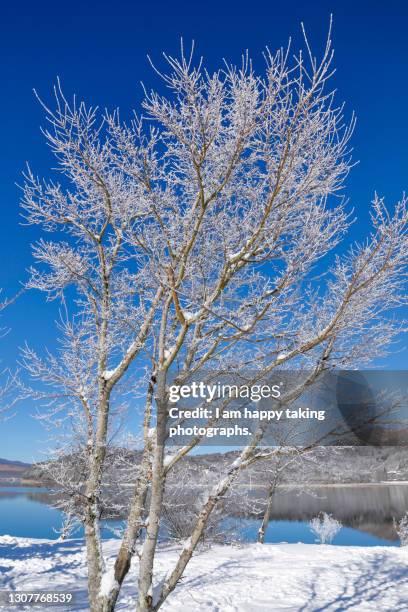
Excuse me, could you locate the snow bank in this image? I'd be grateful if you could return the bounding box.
[1,536,407,610]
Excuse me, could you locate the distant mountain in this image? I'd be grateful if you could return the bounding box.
[0,458,31,469]
[4,443,408,491]
[0,458,32,485]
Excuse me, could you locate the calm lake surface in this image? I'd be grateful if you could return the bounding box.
[0,484,406,545]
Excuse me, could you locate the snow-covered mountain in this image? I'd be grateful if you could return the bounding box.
[0,458,31,484]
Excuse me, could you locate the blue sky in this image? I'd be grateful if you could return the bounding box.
[0,0,407,462]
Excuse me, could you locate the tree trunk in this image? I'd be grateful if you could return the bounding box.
[85,510,105,611]
[85,391,110,610]
[137,370,168,612]
[258,480,276,544]
[98,444,152,612]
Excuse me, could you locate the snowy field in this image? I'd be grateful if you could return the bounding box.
[1,536,408,611]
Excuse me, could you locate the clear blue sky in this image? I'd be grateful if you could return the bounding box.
[0,0,407,462]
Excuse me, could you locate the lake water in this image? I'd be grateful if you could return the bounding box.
[0,484,405,546]
[0,487,121,540]
[0,487,63,539]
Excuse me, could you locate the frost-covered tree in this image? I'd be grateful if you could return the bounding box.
[309,511,342,544]
[21,23,408,612]
[394,513,408,546]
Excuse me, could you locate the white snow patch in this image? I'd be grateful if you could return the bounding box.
[102,369,117,381]
[99,567,119,597]
[230,457,242,469]
[163,455,174,468]
[0,535,18,546]
[1,536,408,611]
[182,536,192,551]
[240,324,252,332]
[226,248,244,261]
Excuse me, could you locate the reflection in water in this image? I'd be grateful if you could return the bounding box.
[245,483,408,541]
[0,487,51,501]
[0,484,407,543]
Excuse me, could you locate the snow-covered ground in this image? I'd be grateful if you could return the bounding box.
[1,535,408,611]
